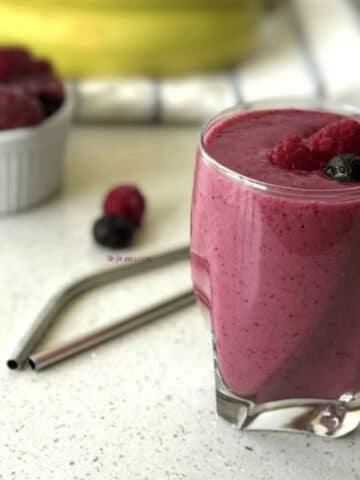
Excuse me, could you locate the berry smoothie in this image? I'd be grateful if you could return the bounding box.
[191,107,360,403]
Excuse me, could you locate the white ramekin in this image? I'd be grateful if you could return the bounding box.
[0,86,74,214]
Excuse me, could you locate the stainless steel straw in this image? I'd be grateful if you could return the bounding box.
[7,245,189,370]
[28,289,195,371]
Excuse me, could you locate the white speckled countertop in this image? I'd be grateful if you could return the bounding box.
[0,126,359,480]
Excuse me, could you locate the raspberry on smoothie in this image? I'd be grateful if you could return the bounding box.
[269,118,360,172]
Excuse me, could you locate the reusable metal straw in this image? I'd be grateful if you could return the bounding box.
[28,289,195,371]
[7,245,189,370]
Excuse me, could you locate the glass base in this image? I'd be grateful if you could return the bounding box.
[215,364,360,438]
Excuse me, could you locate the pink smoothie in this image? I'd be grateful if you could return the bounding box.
[191,108,360,402]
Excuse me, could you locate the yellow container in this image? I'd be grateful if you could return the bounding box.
[0,1,262,76]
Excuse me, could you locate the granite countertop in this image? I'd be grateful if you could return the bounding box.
[0,126,359,480]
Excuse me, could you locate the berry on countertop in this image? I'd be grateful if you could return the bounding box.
[324,154,360,182]
[309,119,360,164]
[104,184,146,226]
[269,135,318,171]
[0,85,44,130]
[93,215,136,249]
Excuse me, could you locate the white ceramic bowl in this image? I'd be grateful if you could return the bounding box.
[0,86,74,214]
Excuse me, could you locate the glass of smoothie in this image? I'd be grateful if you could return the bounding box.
[191,99,360,438]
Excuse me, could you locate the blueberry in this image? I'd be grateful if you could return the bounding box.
[93,215,136,249]
[324,154,360,182]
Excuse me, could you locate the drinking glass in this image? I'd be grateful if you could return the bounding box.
[190,99,360,438]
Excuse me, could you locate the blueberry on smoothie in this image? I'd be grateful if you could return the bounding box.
[324,154,360,182]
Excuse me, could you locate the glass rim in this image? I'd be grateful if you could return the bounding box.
[199,98,360,200]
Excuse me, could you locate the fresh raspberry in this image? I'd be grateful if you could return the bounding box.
[0,86,44,130]
[269,136,317,171]
[0,47,33,81]
[29,59,53,76]
[309,119,360,164]
[0,45,63,116]
[104,185,146,227]
[14,75,64,116]
[37,77,64,116]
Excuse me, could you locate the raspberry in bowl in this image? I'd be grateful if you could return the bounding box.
[0,47,73,214]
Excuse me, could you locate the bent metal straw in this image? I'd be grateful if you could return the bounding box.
[28,289,195,371]
[7,244,189,370]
